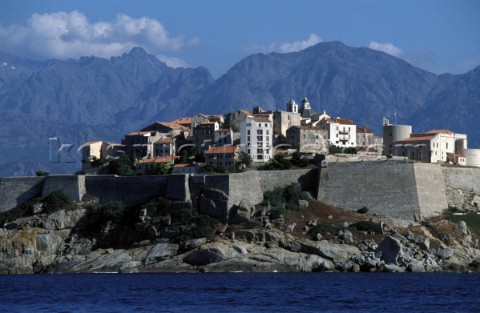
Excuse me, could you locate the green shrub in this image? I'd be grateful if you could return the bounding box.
[349,221,382,234]
[80,201,126,233]
[42,190,72,214]
[108,154,134,176]
[357,207,369,214]
[244,221,259,229]
[308,223,338,239]
[344,147,357,155]
[258,154,292,171]
[170,209,220,242]
[444,206,462,214]
[35,171,49,177]
[447,213,480,237]
[263,182,309,211]
[269,208,286,220]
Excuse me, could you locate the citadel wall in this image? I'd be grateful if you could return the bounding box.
[0,177,45,213]
[317,161,422,220]
[0,164,478,222]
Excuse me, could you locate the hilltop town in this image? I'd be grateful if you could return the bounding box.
[1,97,480,274]
[81,97,480,175]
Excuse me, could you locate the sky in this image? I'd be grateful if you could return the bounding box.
[0,0,479,78]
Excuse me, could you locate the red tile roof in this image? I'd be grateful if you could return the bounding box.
[239,109,252,116]
[427,129,454,135]
[154,138,174,144]
[172,117,192,125]
[137,156,175,164]
[173,164,193,168]
[332,117,355,125]
[205,146,238,154]
[252,116,271,123]
[158,122,185,130]
[128,131,151,136]
[357,126,373,133]
[395,135,434,143]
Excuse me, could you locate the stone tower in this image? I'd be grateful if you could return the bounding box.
[301,97,311,111]
[286,99,298,113]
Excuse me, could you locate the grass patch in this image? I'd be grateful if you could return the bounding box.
[446,213,480,237]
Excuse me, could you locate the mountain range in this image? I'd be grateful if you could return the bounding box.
[0,41,478,176]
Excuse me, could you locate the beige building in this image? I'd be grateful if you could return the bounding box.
[141,121,187,138]
[121,131,164,160]
[134,156,175,174]
[172,163,201,174]
[81,141,125,170]
[356,126,374,147]
[214,128,233,146]
[286,125,328,154]
[229,109,252,131]
[204,146,239,170]
[193,122,219,154]
[153,138,175,157]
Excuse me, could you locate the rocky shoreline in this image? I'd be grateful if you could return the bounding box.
[1,200,479,274]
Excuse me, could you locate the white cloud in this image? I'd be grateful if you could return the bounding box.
[368,41,404,57]
[247,33,323,54]
[156,55,188,68]
[0,11,197,65]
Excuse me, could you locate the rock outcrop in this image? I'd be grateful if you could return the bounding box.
[1,204,479,274]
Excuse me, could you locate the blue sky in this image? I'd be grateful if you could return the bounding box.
[0,0,479,78]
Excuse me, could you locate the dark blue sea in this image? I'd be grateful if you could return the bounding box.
[1,273,479,312]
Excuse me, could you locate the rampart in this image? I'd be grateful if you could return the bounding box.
[442,167,480,195]
[0,164,478,222]
[317,161,446,220]
[85,175,169,206]
[0,177,45,213]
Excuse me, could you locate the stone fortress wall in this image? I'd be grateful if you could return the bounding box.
[1,163,479,222]
[317,161,449,220]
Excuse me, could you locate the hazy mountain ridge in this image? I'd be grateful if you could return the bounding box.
[0,42,478,176]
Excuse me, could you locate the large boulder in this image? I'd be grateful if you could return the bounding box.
[376,235,404,265]
[183,241,240,266]
[144,243,179,265]
[44,209,86,230]
[338,229,354,244]
[198,189,229,223]
[296,239,360,262]
[51,249,135,273]
[230,198,255,224]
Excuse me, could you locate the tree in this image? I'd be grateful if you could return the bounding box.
[108,154,134,176]
[236,150,252,169]
[146,163,170,175]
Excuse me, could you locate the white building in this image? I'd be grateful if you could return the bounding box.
[394,129,468,164]
[319,117,357,148]
[240,116,273,163]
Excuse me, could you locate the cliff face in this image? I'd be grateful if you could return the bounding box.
[1,199,479,274]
